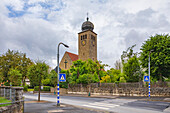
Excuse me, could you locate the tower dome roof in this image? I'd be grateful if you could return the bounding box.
[81,17,94,31]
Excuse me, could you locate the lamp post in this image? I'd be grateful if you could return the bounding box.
[57,42,69,106]
[148,50,153,99]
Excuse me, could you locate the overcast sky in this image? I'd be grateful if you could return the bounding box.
[0,0,170,69]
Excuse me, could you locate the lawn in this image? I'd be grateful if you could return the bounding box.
[0,97,11,107]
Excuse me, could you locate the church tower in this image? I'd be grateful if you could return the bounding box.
[78,16,97,61]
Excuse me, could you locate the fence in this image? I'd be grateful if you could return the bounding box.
[0,86,24,113]
[68,82,170,96]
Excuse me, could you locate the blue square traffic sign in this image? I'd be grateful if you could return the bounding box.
[59,73,66,82]
[144,76,149,82]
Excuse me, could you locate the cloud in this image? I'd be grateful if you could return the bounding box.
[0,0,170,69]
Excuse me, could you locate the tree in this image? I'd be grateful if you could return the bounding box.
[121,45,141,82]
[0,49,22,82]
[121,44,137,64]
[107,68,126,83]
[77,74,94,84]
[8,68,22,86]
[123,55,141,82]
[69,59,106,84]
[114,60,122,70]
[140,34,170,81]
[0,49,33,85]
[42,78,51,86]
[49,70,58,87]
[100,75,111,83]
[0,72,4,84]
[27,61,49,101]
[18,53,33,86]
[70,60,86,79]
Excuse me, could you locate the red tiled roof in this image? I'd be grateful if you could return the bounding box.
[66,51,78,61]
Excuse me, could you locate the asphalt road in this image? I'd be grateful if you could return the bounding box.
[24,93,170,113]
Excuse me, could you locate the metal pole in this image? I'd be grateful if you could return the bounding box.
[56,42,69,106]
[148,51,151,99]
[57,43,60,106]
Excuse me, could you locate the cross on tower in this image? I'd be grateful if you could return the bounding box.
[87,12,89,21]
[64,60,68,69]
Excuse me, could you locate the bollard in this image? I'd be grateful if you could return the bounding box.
[88,92,91,96]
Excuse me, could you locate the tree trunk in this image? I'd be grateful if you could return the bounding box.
[38,81,41,101]
[22,78,24,86]
[97,70,100,81]
[23,78,25,87]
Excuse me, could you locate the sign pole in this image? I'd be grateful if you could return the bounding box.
[57,44,60,106]
[56,42,69,106]
[148,51,151,99]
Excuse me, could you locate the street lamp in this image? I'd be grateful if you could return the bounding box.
[148,50,153,99]
[57,42,69,106]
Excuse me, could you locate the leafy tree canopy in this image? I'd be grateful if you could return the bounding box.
[123,55,141,82]
[140,34,170,80]
[27,61,49,87]
[0,49,33,86]
[121,45,142,82]
[68,59,106,84]
[8,68,22,86]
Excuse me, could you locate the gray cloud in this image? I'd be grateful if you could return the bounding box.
[0,0,170,69]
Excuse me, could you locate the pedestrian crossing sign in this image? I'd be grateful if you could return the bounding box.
[144,76,149,82]
[59,73,66,82]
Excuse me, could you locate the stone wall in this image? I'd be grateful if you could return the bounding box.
[51,87,68,94]
[0,86,24,113]
[68,82,170,96]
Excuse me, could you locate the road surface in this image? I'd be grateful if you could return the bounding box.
[24,93,170,113]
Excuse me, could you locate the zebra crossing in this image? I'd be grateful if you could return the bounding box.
[83,100,120,110]
[82,99,136,110]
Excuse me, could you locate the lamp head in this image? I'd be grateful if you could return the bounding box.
[63,43,69,48]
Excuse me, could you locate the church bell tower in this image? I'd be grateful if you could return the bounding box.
[78,16,97,61]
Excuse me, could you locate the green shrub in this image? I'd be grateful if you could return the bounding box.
[28,89,34,91]
[23,85,28,92]
[60,82,68,89]
[34,86,51,91]
[34,86,39,91]
[42,86,51,91]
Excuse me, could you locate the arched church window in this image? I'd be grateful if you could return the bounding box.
[64,60,68,69]
[85,34,87,39]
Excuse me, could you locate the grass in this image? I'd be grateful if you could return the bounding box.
[0,97,11,107]
[28,89,34,92]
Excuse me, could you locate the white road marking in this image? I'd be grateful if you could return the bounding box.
[83,105,109,110]
[83,101,120,110]
[89,102,119,107]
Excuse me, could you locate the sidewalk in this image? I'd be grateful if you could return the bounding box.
[24,98,111,113]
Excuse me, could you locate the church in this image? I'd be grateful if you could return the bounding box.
[59,16,97,70]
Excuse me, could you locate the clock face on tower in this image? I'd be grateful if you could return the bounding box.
[81,40,86,46]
